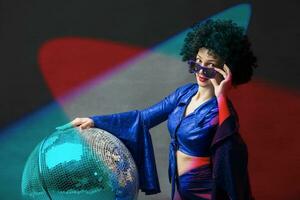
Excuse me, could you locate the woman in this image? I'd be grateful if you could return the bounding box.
[57,19,257,200]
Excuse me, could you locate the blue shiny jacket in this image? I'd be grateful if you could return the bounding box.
[90,82,254,200]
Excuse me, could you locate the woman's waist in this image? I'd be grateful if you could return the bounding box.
[176,150,211,176]
[176,150,211,165]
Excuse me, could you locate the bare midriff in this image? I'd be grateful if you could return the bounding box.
[176,150,210,176]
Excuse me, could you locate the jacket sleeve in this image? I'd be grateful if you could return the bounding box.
[211,99,255,200]
[89,83,194,195]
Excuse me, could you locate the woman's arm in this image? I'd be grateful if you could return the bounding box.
[90,83,194,130]
[217,94,231,125]
[56,83,194,131]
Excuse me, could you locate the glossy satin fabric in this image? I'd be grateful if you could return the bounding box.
[177,164,213,200]
[90,82,255,200]
[167,86,218,158]
[166,83,218,200]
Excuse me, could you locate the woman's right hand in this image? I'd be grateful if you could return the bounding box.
[55,117,95,131]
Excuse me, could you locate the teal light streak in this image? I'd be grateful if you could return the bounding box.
[152,3,252,58]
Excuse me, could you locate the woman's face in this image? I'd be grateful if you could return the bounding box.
[194,47,224,87]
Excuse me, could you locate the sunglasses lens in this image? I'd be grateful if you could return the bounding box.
[187,60,216,78]
[188,60,199,73]
[203,68,216,78]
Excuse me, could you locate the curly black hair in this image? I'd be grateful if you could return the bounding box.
[180,19,258,86]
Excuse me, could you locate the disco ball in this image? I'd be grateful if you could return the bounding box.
[21,127,139,200]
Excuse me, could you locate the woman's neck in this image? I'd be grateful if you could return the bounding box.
[194,85,215,102]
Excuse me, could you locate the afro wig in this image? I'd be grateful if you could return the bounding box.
[180,19,258,86]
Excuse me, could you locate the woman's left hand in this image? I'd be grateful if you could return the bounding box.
[210,64,233,98]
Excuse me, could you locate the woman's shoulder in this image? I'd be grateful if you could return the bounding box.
[168,82,197,105]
